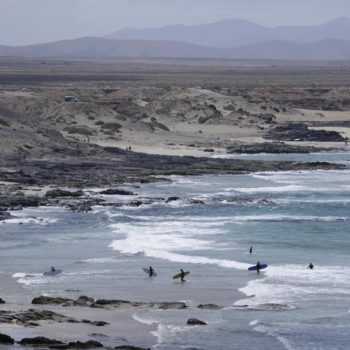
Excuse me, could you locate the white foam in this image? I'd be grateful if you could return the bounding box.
[81,257,120,264]
[231,214,347,222]
[251,170,350,195]
[152,324,189,345]
[132,313,159,325]
[1,217,57,225]
[13,272,48,286]
[236,264,350,308]
[12,272,26,278]
[253,324,296,350]
[108,216,250,270]
[235,184,308,194]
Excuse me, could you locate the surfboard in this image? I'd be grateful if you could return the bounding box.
[248,264,268,271]
[43,269,62,276]
[143,267,157,276]
[172,271,190,279]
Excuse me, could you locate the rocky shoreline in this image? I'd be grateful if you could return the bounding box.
[0,292,293,349]
[0,146,347,219]
[0,294,218,350]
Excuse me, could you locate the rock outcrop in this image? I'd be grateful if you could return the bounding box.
[197,304,221,310]
[0,308,108,327]
[32,295,187,310]
[0,333,14,345]
[265,123,345,142]
[187,318,207,326]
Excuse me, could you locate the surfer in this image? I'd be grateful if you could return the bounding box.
[149,266,154,277]
[307,263,314,270]
[51,266,56,272]
[180,269,185,282]
[249,246,253,254]
[256,261,261,274]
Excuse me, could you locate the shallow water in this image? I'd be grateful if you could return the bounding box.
[1,152,350,349]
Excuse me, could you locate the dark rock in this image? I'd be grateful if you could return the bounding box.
[91,299,188,310]
[190,199,205,205]
[32,296,74,305]
[45,189,84,199]
[0,306,106,328]
[265,123,345,142]
[0,333,14,345]
[129,200,143,207]
[0,298,5,304]
[92,299,138,308]
[257,199,275,205]
[74,295,95,305]
[197,304,220,310]
[0,195,41,209]
[100,189,135,196]
[203,148,214,153]
[67,202,93,212]
[65,340,103,348]
[115,346,150,350]
[227,142,322,154]
[187,318,207,326]
[259,113,276,123]
[67,199,105,213]
[0,211,12,221]
[82,320,109,327]
[19,336,64,346]
[321,100,342,111]
[165,196,180,203]
[155,302,187,310]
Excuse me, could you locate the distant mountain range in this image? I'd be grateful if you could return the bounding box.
[1,18,350,61]
[107,17,350,48]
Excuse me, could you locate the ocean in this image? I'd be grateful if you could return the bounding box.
[1,152,350,350]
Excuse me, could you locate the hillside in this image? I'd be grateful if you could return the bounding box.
[107,17,350,48]
[1,37,350,60]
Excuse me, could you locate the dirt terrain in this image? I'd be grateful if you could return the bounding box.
[1,58,350,161]
[0,57,349,191]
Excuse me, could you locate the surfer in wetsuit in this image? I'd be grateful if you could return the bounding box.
[51,266,56,272]
[256,261,261,274]
[249,246,253,254]
[180,269,185,282]
[308,263,314,270]
[149,266,154,277]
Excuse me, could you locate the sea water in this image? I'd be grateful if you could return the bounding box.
[1,152,350,349]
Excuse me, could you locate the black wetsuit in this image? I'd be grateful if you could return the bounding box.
[256,262,261,274]
[180,269,185,282]
[249,246,253,254]
[308,263,314,270]
[149,266,154,277]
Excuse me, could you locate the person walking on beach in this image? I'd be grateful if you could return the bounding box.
[149,266,154,277]
[308,263,314,270]
[180,269,186,282]
[249,246,253,254]
[256,261,261,274]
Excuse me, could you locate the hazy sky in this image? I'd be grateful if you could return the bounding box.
[1,0,350,46]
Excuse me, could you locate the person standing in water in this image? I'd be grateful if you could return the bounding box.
[249,246,253,254]
[256,261,261,274]
[149,266,154,277]
[180,269,185,282]
[308,263,314,270]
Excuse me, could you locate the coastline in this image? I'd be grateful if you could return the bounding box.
[1,158,350,349]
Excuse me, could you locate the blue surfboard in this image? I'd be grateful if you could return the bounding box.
[248,264,268,271]
[43,269,62,276]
